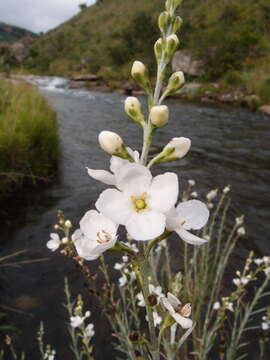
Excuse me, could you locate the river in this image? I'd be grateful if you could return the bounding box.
[0,77,269,358]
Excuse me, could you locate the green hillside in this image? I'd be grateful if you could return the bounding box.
[25,0,270,102]
[0,22,34,42]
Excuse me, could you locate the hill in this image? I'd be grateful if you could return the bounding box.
[0,22,35,43]
[24,0,270,103]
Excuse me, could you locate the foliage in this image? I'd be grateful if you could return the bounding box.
[0,78,59,202]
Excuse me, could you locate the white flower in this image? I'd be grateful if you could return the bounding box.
[254,258,264,265]
[87,148,140,186]
[149,284,165,303]
[225,302,234,312]
[206,189,218,201]
[114,263,124,270]
[213,302,221,310]
[122,255,129,262]
[137,292,145,307]
[150,105,169,127]
[263,256,270,265]
[233,278,241,287]
[72,210,118,261]
[264,267,270,277]
[190,191,198,198]
[47,233,61,252]
[166,200,209,245]
[163,137,191,160]
[85,323,95,337]
[188,179,195,187]
[146,311,162,327]
[70,315,85,328]
[162,293,192,329]
[125,243,139,253]
[65,220,72,228]
[96,163,179,241]
[262,322,269,331]
[235,216,244,225]
[44,350,56,360]
[223,185,230,194]
[119,274,127,287]
[237,227,246,236]
[98,131,123,155]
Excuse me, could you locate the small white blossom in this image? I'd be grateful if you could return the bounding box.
[188,179,195,187]
[119,274,127,287]
[122,255,129,262]
[206,189,218,201]
[235,216,244,225]
[166,200,209,245]
[264,267,270,277]
[213,302,221,310]
[208,203,214,209]
[146,311,162,327]
[233,278,241,287]
[136,292,145,307]
[190,191,198,198]
[85,323,95,337]
[237,227,246,236]
[162,293,192,329]
[65,220,72,228]
[262,322,269,331]
[47,233,61,252]
[263,256,270,265]
[62,237,68,244]
[44,350,56,360]
[70,315,85,328]
[254,258,264,266]
[114,263,124,271]
[72,210,118,261]
[223,185,230,194]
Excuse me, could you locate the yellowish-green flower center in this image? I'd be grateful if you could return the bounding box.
[135,199,146,210]
[131,192,148,212]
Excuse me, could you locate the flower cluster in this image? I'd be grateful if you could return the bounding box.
[262,308,270,331]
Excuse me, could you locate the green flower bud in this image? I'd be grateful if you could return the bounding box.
[165,0,172,11]
[150,105,169,127]
[158,11,170,33]
[131,61,150,90]
[154,38,163,63]
[166,71,185,94]
[173,16,183,33]
[124,97,144,125]
[166,34,179,57]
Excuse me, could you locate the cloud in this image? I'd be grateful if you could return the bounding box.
[0,0,95,33]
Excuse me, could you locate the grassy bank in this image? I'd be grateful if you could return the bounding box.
[0,78,59,203]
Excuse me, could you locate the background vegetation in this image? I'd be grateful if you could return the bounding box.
[0,22,34,43]
[22,0,270,102]
[0,78,59,203]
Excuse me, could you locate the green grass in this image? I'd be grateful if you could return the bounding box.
[0,78,59,202]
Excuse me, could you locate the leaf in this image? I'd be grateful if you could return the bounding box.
[177,323,196,351]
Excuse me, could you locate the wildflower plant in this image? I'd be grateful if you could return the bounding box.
[44,0,270,359]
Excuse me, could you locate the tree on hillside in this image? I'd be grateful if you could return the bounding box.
[79,3,87,11]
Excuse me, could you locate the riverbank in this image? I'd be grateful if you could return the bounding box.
[68,74,270,115]
[0,77,59,209]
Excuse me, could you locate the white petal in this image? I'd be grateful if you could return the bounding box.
[176,228,207,245]
[110,156,128,174]
[126,210,165,241]
[87,168,115,186]
[47,239,60,251]
[148,173,179,213]
[116,163,152,196]
[167,292,181,308]
[172,313,193,329]
[80,210,117,240]
[161,297,175,314]
[166,207,180,231]
[176,200,209,230]
[50,233,60,241]
[96,189,133,225]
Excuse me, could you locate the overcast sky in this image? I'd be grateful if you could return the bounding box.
[0,0,95,33]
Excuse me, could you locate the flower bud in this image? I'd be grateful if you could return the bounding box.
[150,105,169,127]
[154,38,163,63]
[131,61,150,89]
[166,34,179,57]
[98,131,123,155]
[173,16,183,33]
[163,137,191,160]
[165,0,172,11]
[65,220,72,228]
[166,71,185,94]
[124,97,144,124]
[158,11,170,33]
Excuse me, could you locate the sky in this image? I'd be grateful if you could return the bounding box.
[0,0,95,33]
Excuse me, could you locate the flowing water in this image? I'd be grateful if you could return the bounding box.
[0,77,270,358]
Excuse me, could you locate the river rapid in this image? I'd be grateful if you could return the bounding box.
[0,76,269,358]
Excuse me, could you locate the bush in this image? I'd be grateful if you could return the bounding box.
[0,78,59,201]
